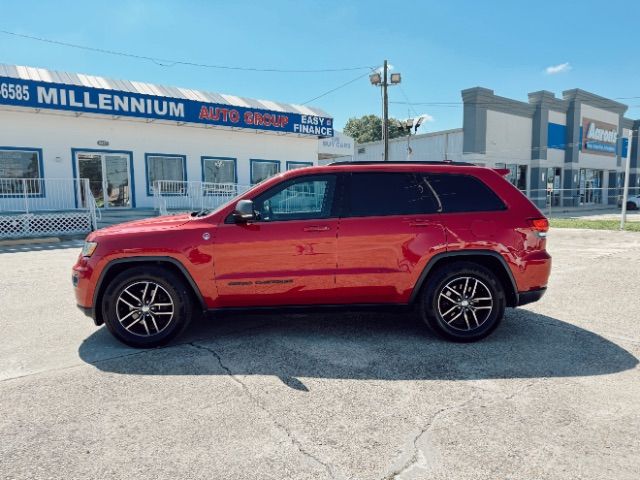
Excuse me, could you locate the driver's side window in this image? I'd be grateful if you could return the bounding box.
[253,174,336,222]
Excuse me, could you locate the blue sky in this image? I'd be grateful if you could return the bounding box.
[1,1,640,132]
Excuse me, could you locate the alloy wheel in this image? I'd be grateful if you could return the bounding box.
[436,276,494,331]
[116,281,175,337]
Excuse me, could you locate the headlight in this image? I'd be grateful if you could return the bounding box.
[81,241,98,257]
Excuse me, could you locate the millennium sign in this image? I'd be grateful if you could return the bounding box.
[0,76,333,137]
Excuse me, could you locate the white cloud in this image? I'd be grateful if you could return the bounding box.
[420,113,435,122]
[545,62,572,75]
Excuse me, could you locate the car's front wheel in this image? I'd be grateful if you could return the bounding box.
[420,261,505,342]
[101,266,193,348]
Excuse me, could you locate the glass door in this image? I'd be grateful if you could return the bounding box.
[77,152,131,208]
[104,155,131,207]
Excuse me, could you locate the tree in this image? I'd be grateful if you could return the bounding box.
[343,114,408,144]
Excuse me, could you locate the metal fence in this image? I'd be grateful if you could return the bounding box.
[153,180,252,215]
[0,178,97,238]
[523,187,640,215]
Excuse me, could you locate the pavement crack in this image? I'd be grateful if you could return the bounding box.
[381,391,478,480]
[188,342,337,480]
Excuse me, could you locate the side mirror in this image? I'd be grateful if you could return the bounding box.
[233,199,256,222]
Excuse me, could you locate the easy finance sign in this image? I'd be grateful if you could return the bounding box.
[0,76,334,137]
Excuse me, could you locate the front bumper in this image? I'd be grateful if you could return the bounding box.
[517,287,546,306]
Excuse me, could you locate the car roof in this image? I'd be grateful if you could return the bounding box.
[279,161,487,178]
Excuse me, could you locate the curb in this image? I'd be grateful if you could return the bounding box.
[0,236,61,247]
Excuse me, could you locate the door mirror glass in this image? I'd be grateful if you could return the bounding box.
[233,199,256,222]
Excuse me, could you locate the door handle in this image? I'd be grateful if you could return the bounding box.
[303,225,330,232]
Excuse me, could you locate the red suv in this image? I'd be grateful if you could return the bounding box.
[72,162,551,348]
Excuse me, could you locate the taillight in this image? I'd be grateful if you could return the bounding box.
[529,218,549,236]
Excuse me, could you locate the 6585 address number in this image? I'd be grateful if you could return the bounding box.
[0,83,30,101]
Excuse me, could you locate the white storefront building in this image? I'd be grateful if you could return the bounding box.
[0,64,337,237]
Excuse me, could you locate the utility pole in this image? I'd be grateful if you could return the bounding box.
[382,60,389,161]
[620,127,635,230]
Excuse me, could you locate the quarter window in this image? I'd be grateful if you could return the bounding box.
[346,172,439,217]
[427,174,506,213]
[251,160,280,184]
[253,174,336,222]
[146,154,186,195]
[0,148,42,195]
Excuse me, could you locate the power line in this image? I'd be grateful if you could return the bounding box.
[391,98,640,109]
[301,70,375,105]
[0,29,375,73]
[397,85,420,118]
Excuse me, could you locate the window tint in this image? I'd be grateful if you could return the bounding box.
[253,174,336,222]
[427,174,506,213]
[346,172,439,217]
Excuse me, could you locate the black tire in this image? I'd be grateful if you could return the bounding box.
[419,261,505,342]
[101,266,193,348]
[627,201,638,211]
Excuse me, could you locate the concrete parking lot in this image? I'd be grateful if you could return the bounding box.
[1,229,639,480]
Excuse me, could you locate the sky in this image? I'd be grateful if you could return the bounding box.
[1,0,640,133]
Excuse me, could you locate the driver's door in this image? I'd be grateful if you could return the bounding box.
[212,174,339,307]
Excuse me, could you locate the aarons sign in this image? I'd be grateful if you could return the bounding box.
[582,118,618,156]
[0,76,333,137]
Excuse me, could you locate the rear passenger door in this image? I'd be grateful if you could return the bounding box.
[334,171,447,304]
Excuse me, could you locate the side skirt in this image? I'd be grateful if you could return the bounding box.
[204,303,413,318]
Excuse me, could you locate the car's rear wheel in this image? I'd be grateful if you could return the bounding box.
[420,261,505,342]
[101,266,193,348]
[627,201,638,211]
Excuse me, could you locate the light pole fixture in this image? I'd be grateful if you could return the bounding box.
[402,115,429,160]
[370,60,401,160]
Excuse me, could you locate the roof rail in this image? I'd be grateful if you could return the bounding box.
[327,160,475,167]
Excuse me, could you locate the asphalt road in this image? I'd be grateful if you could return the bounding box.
[1,229,639,479]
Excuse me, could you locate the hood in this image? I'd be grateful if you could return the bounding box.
[96,213,193,235]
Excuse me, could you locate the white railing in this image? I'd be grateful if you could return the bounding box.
[523,187,640,216]
[0,177,99,238]
[0,177,94,213]
[153,180,252,215]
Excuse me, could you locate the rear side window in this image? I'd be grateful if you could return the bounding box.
[346,172,439,217]
[427,174,506,213]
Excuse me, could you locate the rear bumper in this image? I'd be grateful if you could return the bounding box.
[517,287,546,306]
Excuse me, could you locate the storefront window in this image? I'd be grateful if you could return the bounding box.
[286,161,313,171]
[495,163,526,191]
[202,157,236,184]
[579,169,603,204]
[0,148,42,195]
[546,167,562,206]
[251,160,280,184]
[146,154,186,194]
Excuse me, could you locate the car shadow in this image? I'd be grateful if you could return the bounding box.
[78,308,638,386]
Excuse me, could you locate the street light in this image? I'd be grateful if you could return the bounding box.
[370,60,401,161]
[402,115,430,160]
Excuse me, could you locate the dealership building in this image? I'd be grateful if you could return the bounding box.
[355,87,640,208]
[0,64,339,237]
